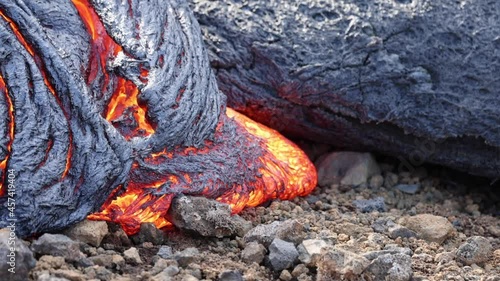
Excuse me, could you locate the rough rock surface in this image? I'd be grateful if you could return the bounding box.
[0,229,36,281]
[399,214,454,244]
[167,195,252,238]
[456,236,493,265]
[192,0,500,178]
[63,220,109,247]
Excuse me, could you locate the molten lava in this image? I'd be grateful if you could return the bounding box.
[0,75,13,195]
[70,0,317,235]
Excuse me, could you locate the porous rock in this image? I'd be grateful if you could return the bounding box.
[166,195,252,238]
[316,247,370,280]
[456,236,493,265]
[365,253,412,281]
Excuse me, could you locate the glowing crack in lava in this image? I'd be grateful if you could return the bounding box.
[72,0,317,235]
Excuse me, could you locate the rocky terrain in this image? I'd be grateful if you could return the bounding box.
[1,147,499,281]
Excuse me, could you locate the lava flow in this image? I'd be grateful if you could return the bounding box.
[73,0,317,235]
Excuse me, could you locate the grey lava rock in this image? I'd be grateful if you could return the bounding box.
[353,197,386,213]
[0,229,36,281]
[130,223,165,245]
[268,238,299,271]
[399,214,454,244]
[388,224,417,239]
[219,270,244,281]
[394,184,421,194]
[157,245,174,259]
[166,195,252,238]
[297,239,329,266]
[316,152,381,187]
[241,242,266,264]
[173,247,200,267]
[317,248,370,280]
[365,253,412,281]
[31,234,82,261]
[456,236,492,265]
[243,219,305,246]
[63,219,108,247]
[123,247,142,264]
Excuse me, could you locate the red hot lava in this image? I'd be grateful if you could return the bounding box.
[70,0,318,235]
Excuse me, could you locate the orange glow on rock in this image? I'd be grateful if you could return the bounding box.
[71,0,317,235]
[0,75,14,195]
[90,108,317,235]
[72,0,154,139]
[0,9,71,180]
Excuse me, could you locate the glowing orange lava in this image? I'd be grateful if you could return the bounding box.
[73,0,318,235]
[72,0,154,139]
[0,75,14,195]
[0,9,72,180]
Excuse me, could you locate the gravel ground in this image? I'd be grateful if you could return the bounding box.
[1,150,499,281]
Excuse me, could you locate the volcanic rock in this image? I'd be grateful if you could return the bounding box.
[316,152,381,186]
[36,272,72,281]
[173,247,200,268]
[243,219,305,247]
[388,224,417,239]
[316,248,370,280]
[219,270,244,281]
[123,247,142,265]
[157,246,174,259]
[31,234,82,262]
[193,0,500,178]
[394,184,421,194]
[130,223,165,245]
[268,238,299,271]
[167,195,252,238]
[365,253,412,281]
[52,269,86,281]
[352,197,386,213]
[297,239,329,266]
[241,242,266,264]
[63,220,108,247]
[456,236,493,265]
[0,229,36,281]
[399,214,454,244]
[151,265,180,280]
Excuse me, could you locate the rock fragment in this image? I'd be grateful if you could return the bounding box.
[130,223,165,245]
[317,248,370,280]
[123,247,142,265]
[268,238,299,271]
[243,219,305,246]
[456,236,492,265]
[219,270,244,281]
[365,253,412,281]
[166,195,252,238]
[399,214,454,244]
[316,152,381,186]
[394,184,421,194]
[31,234,82,262]
[353,197,386,212]
[297,239,329,266]
[157,245,174,259]
[63,220,108,247]
[241,242,266,264]
[173,247,200,267]
[0,229,36,281]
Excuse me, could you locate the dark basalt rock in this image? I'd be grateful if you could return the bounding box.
[191,0,500,178]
